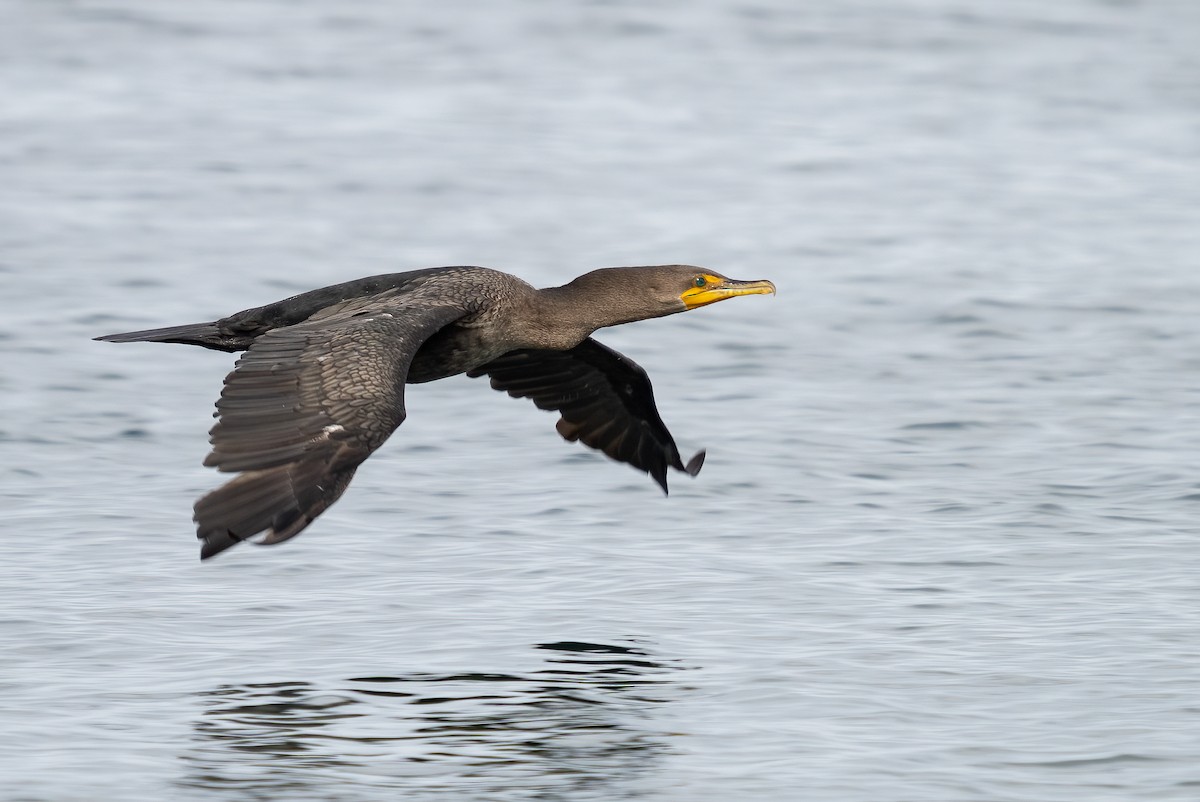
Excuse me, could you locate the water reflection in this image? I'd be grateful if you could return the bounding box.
[179,641,688,800]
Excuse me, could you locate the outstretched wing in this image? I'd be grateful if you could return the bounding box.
[467,338,705,493]
[194,297,468,559]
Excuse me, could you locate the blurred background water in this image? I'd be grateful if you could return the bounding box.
[3,0,1200,800]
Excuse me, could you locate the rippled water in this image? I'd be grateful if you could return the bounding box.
[4,0,1200,799]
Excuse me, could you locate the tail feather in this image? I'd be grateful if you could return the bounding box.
[194,456,359,560]
[95,321,244,352]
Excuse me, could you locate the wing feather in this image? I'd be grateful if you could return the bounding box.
[468,338,705,493]
[195,299,468,558]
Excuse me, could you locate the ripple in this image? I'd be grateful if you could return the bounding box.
[900,421,983,431]
[177,642,687,800]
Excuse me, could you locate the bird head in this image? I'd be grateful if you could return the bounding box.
[555,264,776,332]
[675,268,777,310]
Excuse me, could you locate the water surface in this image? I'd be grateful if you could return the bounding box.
[3,1,1200,799]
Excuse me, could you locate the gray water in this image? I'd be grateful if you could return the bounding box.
[3,0,1200,799]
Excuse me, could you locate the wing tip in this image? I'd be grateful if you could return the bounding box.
[199,530,241,561]
[654,449,706,495]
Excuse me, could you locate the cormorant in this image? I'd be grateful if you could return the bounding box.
[96,265,776,559]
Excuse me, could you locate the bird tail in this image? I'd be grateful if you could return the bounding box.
[94,321,241,352]
[194,459,359,560]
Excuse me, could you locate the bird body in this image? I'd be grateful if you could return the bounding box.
[97,265,775,560]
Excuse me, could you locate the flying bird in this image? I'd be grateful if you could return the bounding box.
[96,265,776,560]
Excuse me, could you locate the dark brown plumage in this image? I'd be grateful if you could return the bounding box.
[96,265,775,560]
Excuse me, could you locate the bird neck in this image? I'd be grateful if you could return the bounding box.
[526,285,607,348]
[532,280,662,346]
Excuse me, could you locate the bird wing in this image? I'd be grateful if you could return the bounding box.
[194,294,469,558]
[467,337,705,493]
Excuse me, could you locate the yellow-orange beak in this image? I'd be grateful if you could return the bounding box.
[681,276,777,310]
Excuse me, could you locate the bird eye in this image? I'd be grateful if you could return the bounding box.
[694,276,707,287]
